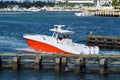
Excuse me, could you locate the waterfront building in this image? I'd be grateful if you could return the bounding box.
[94,0,112,5]
[25,0,30,2]
[94,0,114,10]
[55,0,94,3]
[68,0,94,3]
[15,0,20,2]
[55,0,113,5]
[100,0,112,5]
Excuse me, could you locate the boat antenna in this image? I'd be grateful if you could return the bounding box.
[66,23,73,30]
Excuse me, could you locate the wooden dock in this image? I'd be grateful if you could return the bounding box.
[0,53,120,74]
[94,11,120,17]
[87,35,120,49]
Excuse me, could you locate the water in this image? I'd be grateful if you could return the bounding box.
[0,69,120,80]
[0,12,120,80]
[0,12,120,53]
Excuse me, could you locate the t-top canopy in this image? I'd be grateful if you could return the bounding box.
[49,25,74,34]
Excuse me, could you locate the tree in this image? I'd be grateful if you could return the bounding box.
[112,0,120,6]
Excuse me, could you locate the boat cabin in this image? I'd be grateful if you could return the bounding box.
[49,25,74,40]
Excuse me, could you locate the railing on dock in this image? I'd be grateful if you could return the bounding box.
[87,35,120,49]
[94,11,120,17]
[0,53,120,75]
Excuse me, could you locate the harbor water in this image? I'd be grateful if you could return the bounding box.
[0,12,120,80]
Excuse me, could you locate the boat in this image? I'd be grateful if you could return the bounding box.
[23,25,99,54]
[74,12,83,16]
[74,11,93,16]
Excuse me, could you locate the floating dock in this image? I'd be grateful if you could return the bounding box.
[0,53,120,74]
[87,35,120,49]
[94,11,120,17]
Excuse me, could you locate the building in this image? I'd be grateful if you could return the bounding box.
[94,0,113,5]
[55,0,113,5]
[55,0,94,3]
[68,0,94,3]
[25,0,30,2]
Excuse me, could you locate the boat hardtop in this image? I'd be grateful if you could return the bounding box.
[49,25,74,34]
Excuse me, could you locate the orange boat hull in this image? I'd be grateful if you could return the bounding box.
[25,38,71,54]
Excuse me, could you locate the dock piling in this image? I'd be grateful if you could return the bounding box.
[75,58,86,74]
[35,54,42,69]
[13,56,20,70]
[99,58,108,74]
[55,56,61,72]
[94,11,120,17]
[61,57,67,72]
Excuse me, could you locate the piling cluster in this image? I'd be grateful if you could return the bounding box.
[94,11,120,17]
[87,35,120,49]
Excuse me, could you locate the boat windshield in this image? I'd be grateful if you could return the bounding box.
[58,34,69,40]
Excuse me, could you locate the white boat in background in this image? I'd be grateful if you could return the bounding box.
[74,12,82,16]
[74,11,93,16]
[27,7,40,12]
[23,25,99,54]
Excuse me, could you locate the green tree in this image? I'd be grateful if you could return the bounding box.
[112,0,120,6]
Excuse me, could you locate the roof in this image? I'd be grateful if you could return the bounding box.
[49,25,74,34]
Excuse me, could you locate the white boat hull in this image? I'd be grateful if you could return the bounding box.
[23,34,99,54]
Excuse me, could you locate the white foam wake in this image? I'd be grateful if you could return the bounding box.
[15,48,40,53]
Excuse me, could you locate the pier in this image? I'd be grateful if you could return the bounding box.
[0,53,120,74]
[94,11,120,17]
[87,35,120,49]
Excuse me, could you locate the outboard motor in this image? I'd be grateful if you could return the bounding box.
[85,46,99,54]
[94,46,99,54]
[89,46,94,54]
[82,46,90,54]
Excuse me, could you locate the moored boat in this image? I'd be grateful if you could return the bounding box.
[74,11,93,16]
[23,25,99,54]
